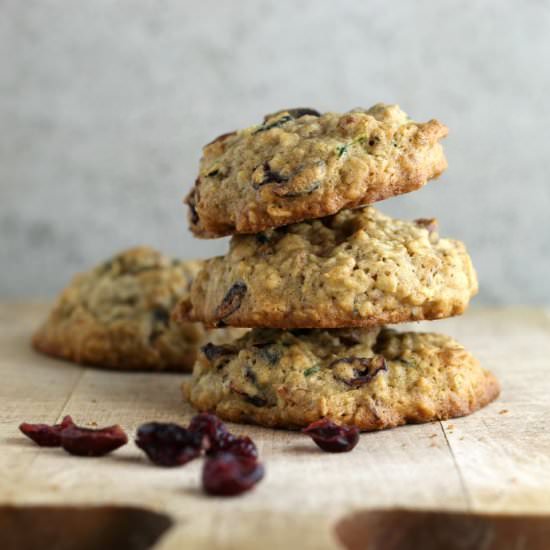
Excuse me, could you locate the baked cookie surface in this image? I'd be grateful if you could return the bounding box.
[187,104,447,237]
[33,247,244,372]
[179,207,478,329]
[182,327,500,431]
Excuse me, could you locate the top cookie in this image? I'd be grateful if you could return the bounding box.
[187,104,448,237]
[32,247,245,372]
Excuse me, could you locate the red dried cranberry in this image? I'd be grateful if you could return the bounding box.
[201,343,237,362]
[19,415,74,447]
[285,108,321,119]
[330,355,387,387]
[213,434,258,460]
[188,413,228,452]
[215,281,247,320]
[188,413,258,459]
[202,453,264,496]
[135,422,202,467]
[302,419,359,453]
[60,424,128,457]
[414,218,438,233]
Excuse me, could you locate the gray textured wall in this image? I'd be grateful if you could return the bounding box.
[1,0,548,304]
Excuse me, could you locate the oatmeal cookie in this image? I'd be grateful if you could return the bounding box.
[179,207,477,329]
[33,247,245,371]
[182,327,499,431]
[187,104,447,237]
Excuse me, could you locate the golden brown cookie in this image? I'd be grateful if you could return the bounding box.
[182,327,500,431]
[33,247,245,372]
[187,104,447,237]
[178,207,478,329]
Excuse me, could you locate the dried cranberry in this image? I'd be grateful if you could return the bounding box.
[302,419,359,453]
[254,115,293,134]
[60,424,128,457]
[261,108,320,124]
[414,218,438,233]
[285,108,321,119]
[188,414,258,459]
[201,343,236,362]
[188,413,228,452]
[216,435,258,460]
[253,161,289,189]
[186,188,200,225]
[135,422,202,467]
[330,355,387,387]
[215,281,247,320]
[202,453,264,496]
[19,415,75,447]
[229,383,268,407]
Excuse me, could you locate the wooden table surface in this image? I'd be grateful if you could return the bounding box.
[1,304,550,549]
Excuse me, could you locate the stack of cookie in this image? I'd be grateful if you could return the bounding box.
[179,104,500,431]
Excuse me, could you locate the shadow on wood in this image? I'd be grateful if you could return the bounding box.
[335,508,550,550]
[0,505,173,550]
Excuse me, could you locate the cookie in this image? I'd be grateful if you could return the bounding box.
[187,104,447,237]
[32,247,245,372]
[182,327,500,431]
[178,207,478,329]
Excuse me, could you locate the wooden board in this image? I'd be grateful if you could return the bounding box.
[1,304,550,549]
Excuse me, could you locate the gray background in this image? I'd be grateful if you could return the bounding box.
[1,0,548,303]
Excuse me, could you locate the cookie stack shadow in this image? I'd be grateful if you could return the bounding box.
[178,104,500,431]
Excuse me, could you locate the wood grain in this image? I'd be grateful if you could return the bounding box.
[1,304,549,549]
